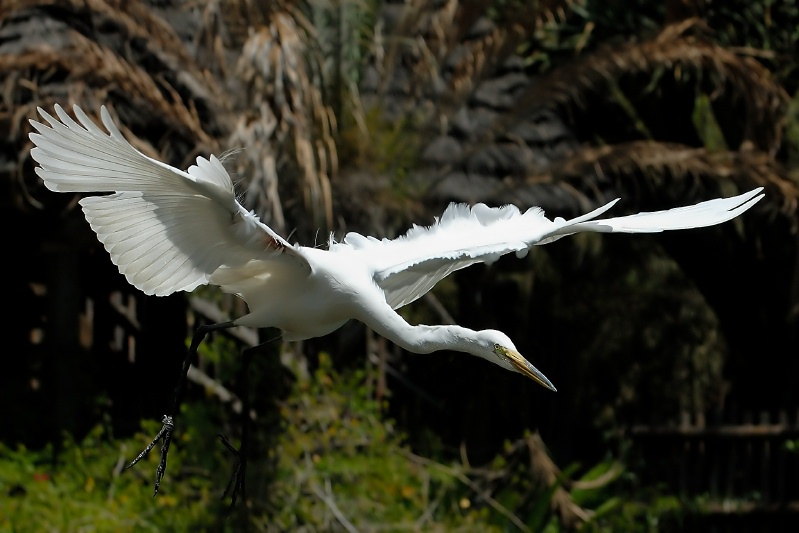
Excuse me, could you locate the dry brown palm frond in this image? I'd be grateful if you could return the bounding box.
[193,0,276,59]
[430,140,798,220]
[443,15,527,109]
[521,18,789,154]
[525,432,596,529]
[2,0,228,215]
[188,0,338,236]
[530,0,583,27]
[91,0,225,108]
[375,0,545,116]
[2,0,221,106]
[2,0,225,155]
[229,10,335,236]
[377,0,460,103]
[85,0,190,64]
[1,29,215,151]
[539,141,799,215]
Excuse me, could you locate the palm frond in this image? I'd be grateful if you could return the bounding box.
[229,10,335,235]
[2,29,215,148]
[1,0,226,213]
[521,18,789,154]
[552,141,799,206]
[370,0,554,116]
[541,141,799,214]
[430,141,797,219]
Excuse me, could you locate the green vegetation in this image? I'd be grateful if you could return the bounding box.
[1,353,683,531]
[0,421,226,531]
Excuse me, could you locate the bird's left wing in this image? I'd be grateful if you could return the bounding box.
[29,105,309,296]
[338,189,763,309]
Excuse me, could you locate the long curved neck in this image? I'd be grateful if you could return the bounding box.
[361,307,483,356]
[405,324,482,354]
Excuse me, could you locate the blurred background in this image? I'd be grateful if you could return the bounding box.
[1,0,798,530]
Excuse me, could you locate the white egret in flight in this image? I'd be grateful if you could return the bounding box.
[29,105,763,498]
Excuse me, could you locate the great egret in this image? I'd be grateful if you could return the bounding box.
[29,104,763,497]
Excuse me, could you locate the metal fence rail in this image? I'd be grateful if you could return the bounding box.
[631,409,799,518]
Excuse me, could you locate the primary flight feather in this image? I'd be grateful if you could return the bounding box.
[29,104,764,392]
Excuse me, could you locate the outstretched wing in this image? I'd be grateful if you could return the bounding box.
[29,104,309,296]
[337,189,763,309]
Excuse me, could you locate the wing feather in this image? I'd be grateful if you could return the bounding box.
[337,189,763,309]
[30,104,309,297]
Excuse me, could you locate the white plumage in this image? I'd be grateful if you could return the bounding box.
[29,104,765,391]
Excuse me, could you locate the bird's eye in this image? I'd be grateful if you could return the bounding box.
[492,343,511,364]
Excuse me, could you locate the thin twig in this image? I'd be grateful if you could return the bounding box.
[309,478,360,533]
[400,450,531,533]
[189,297,259,346]
[186,365,257,419]
[423,292,456,324]
[108,443,127,503]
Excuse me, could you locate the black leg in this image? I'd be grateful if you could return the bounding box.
[219,343,258,509]
[218,433,244,507]
[125,320,236,496]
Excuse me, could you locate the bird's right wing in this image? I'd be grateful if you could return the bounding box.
[337,189,763,309]
[29,105,309,296]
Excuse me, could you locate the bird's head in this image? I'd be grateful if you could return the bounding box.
[478,330,556,391]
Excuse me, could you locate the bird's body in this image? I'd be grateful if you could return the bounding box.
[29,105,765,391]
[233,245,358,340]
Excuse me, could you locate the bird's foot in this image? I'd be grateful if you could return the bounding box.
[125,414,175,497]
[218,434,247,509]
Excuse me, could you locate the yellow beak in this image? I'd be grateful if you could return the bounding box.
[505,349,557,391]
